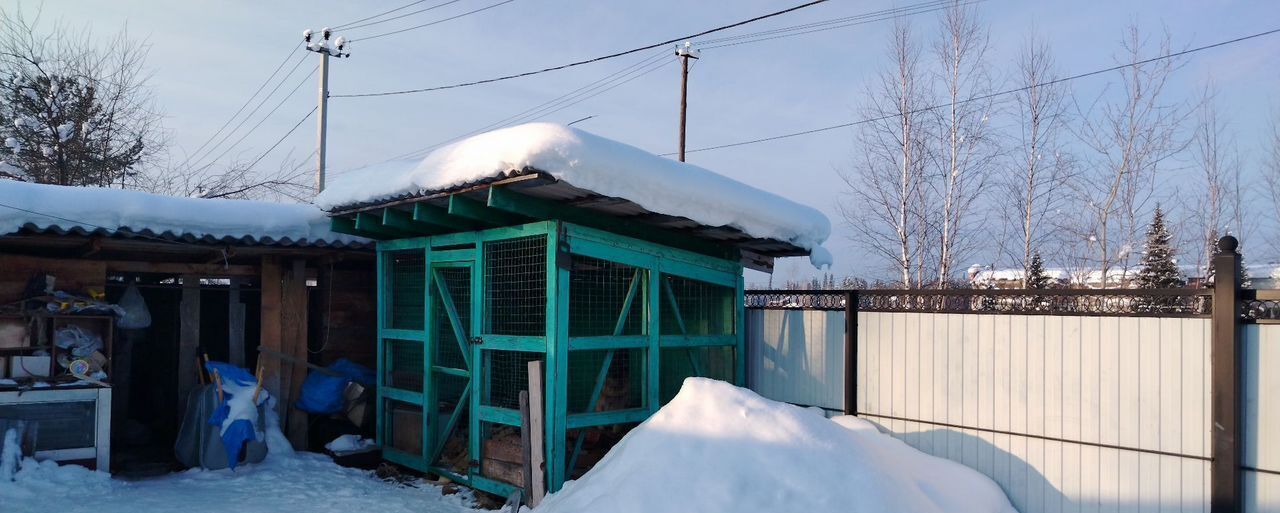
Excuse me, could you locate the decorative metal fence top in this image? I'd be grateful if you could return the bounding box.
[1242,289,1280,322]
[745,288,1217,318]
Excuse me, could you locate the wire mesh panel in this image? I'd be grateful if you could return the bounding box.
[386,250,426,330]
[484,235,547,336]
[385,399,423,457]
[658,346,735,405]
[566,348,645,414]
[481,350,545,410]
[385,339,424,392]
[569,255,645,337]
[660,274,735,335]
[433,267,472,370]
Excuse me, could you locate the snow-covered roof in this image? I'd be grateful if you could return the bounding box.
[0,180,367,248]
[316,123,831,267]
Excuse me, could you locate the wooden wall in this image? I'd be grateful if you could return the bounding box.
[0,254,106,303]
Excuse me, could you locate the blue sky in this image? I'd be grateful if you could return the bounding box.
[34,0,1280,284]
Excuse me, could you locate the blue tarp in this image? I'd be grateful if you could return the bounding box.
[204,361,260,470]
[294,359,375,415]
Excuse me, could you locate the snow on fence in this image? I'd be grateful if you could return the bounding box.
[745,286,1280,513]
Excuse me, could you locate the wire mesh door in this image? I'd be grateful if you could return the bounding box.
[428,262,475,478]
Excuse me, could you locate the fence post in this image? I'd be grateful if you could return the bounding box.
[1210,235,1242,513]
[844,290,858,416]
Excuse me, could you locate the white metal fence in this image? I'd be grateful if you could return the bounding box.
[745,309,1279,513]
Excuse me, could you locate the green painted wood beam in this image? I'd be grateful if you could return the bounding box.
[384,447,428,471]
[330,216,387,239]
[658,334,737,347]
[565,408,651,429]
[380,328,426,341]
[382,208,447,236]
[488,187,737,260]
[448,194,528,226]
[356,211,415,238]
[413,202,483,232]
[477,404,523,426]
[567,335,648,351]
[480,334,547,352]
[381,387,424,403]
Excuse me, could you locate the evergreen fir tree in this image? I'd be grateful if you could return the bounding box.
[1027,252,1052,289]
[1136,206,1185,288]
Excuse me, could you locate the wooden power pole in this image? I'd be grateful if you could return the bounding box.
[676,42,699,162]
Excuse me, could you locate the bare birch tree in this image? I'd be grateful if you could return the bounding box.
[1072,25,1191,286]
[1190,86,1244,281]
[841,20,931,288]
[1003,30,1070,287]
[929,0,997,287]
[1264,115,1280,256]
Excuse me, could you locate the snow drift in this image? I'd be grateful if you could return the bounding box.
[0,180,364,246]
[315,123,832,267]
[535,378,1016,513]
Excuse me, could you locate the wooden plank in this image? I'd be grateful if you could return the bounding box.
[413,202,483,232]
[228,277,245,367]
[260,256,283,420]
[283,259,310,449]
[105,260,258,277]
[330,216,386,239]
[527,359,546,508]
[488,187,736,261]
[383,208,446,236]
[357,211,415,238]
[177,275,201,423]
[449,194,527,226]
[0,255,105,304]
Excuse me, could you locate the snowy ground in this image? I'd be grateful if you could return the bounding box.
[0,452,481,513]
[0,379,1015,513]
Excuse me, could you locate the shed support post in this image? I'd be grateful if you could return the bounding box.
[1210,236,1242,513]
[177,275,200,422]
[844,290,858,417]
[228,277,245,367]
[260,257,284,418]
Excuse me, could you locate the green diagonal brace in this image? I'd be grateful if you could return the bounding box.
[433,269,471,369]
[662,278,702,377]
[430,379,472,463]
[568,270,643,473]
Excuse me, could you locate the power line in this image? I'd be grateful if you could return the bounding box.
[189,66,319,175]
[664,27,1280,156]
[350,0,517,43]
[177,43,302,171]
[385,50,672,163]
[695,0,951,45]
[184,52,310,171]
[240,107,319,174]
[334,0,466,30]
[700,1,972,50]
[331,0,830,98]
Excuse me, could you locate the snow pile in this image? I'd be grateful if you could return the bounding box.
[535,378,1015,513]
[325,434,376,455]
[0,451,478,513]
[316,123,832,267]
[0,180,365,246]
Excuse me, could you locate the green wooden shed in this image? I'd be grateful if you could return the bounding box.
[320,124,829,498]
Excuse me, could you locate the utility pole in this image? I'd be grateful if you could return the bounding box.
[675,42,699,162]
[303,28,350,193]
